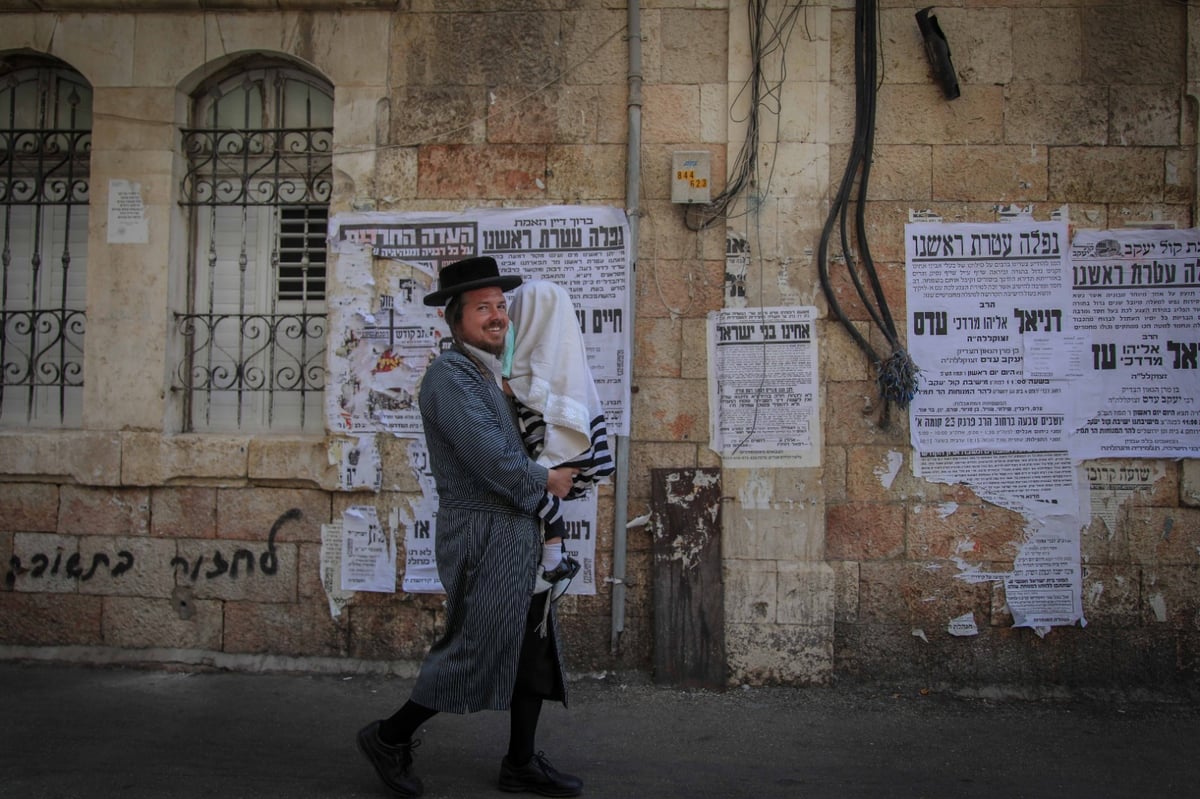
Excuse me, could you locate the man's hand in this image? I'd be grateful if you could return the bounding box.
[547,467,579,498]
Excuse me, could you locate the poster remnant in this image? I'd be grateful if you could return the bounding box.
[340,505,396,593]
[328,206,626,598]
[706,306,820,468]
[906,220,1084,633]
[1070,229,1200,459]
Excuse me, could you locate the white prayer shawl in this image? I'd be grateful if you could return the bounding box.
[506,280,605,469]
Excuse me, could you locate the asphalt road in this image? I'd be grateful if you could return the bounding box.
[2,662,1198,799]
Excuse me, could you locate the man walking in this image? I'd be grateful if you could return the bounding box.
[356,256,583,798]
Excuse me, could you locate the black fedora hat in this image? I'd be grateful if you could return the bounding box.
[423,256,523,306]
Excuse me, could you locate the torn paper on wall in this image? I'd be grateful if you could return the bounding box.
[330,434,382,492]
[340,505,396,593]
[319,521,355,618]
[1084,460,1166,534]
[947,612,979,636]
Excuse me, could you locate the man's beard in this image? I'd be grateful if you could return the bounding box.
[458,325,506,357]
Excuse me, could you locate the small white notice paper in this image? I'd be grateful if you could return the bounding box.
[107,179,149,244]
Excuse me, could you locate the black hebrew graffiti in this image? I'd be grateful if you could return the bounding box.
[6,548,134,587]
[169,508,300,582]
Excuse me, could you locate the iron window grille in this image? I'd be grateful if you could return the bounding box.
[178,63,331,433]
[0,59,90,429]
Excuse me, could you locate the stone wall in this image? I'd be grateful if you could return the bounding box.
[1,1,1199,689]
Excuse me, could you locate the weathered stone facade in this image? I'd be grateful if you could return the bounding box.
[1,1,1198,690]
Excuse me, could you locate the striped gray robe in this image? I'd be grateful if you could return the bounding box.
[410,347,568,713]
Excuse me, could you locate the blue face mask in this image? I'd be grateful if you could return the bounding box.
[501,323,515,378]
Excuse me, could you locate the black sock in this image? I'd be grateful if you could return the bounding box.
[379,699,437,745]
[506,692,543,765]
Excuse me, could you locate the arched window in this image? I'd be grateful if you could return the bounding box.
[177,58,331,433]
[0,56,90,428]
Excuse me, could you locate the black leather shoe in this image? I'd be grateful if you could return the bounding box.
[356,720,423,797]
[498,751,583,797]
[534,556,582,600]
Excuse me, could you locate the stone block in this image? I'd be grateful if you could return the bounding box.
[488,85,600,145]
[823,379,908,448]
[1165,146,1196,205]
[389,87,484,146]
[1053,147,1168,205]
[642,84,701,144]
[417,144,547,199]
[120,432,250,486]
[101,595,223,651]
[348,600,442,660]
[820,254,907,328]
[660,8,727,84]
[393,11,561,87]
[375,145,419,202]
[630,377,708,443]
[776,561,835,626]
[545,144,626,202]
[723,558,777,624]
[9,533,78,594]
[825,501,905,561]
[634,254,725,321]
[59,485,150,537]
[307,10,391,87]
[1080,513,1131,567]
[0,483,59,533]
[1124,506,1200,566]
[699,82,728,144]
[78,536,178,599]
[933,145,1048,202]
[725,621,833,686]
[824,446,847,505]
[90,87,178,151]
[48,13,134,87]
[1004,84,1109,146]
[1081,3,1186,85]
[859,560,992,628]
[0,431,122,485]
[561,7,636,87]
[0,591,103,647]
[151,487,218,539]
[681,318,709,380]
[224,599,348,657]
[932,8,1013,86]
[1012,7,1082,84]
[831,558,859,623]
[596,84,629,145]
[1081,564,1142,628]
[907,501,1026,562]
[216,486,330,543]
[723,468,825,561]
[1110,84,1182,147]
[634,317,683,378]
[248,436,339,490]
[873,85,1004,146]
[1141,565,1200,628]
[173,538,298,603]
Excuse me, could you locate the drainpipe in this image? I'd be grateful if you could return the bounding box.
[612,0,642,655]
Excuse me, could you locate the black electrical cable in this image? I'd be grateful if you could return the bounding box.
[818,0,918,427]
[685,0,804,232]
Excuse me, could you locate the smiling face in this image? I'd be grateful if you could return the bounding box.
[451,285,509,356]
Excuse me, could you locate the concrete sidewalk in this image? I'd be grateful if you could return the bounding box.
[2,661,1198,799]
